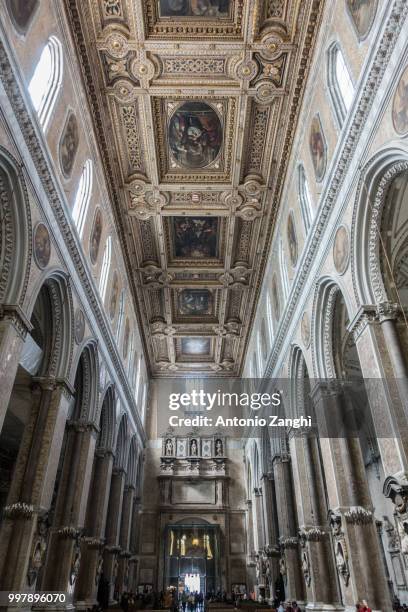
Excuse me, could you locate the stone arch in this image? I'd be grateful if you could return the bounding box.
[114,412,130,471]
[0,147,31,308]
[97,385,116,452]
[70,341,99,424]
[351,148,408,305]
[311,277,354,379]
[126,434,139,488]
[289,344,310,419]
[27,271,74,381]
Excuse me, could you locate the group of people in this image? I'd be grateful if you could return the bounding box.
[393,597,408,611]
[180,591,205,611]
[275,602,301,612]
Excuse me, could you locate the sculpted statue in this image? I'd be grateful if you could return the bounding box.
[165,438,173,456]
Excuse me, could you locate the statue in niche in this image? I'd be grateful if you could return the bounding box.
[190,439,198,456]
[215,439,223,456]
[165,439,173,456]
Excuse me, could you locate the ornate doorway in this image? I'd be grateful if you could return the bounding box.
[164,523,221,594]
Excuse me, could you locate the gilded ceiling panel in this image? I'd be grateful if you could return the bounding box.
[65,0,325,376]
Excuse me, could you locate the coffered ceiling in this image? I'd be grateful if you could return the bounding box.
[65,0,323,377]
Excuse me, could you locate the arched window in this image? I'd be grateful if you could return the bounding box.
[72,160,93,238]
[116,289,125,342]
[279,238,289,300]
[266,292,274,343]
[134,355,142,401]
[327,43,354,126]
[99,236,111,301]
[127,333,134,376]
[140,380,147,423]
[28,36,63,130]
[257,330,263,375]
[298,164,314,232]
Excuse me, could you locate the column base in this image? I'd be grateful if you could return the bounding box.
[74,599,98,611]
[305,605,344,611]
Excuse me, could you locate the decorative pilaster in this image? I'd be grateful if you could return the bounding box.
[0,304,32,432]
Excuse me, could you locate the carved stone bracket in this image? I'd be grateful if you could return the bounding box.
[0,303,33,339]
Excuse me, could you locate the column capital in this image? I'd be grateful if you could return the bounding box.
[0,303,33,339]
[67,419,99,434]
[376,301,400,323]
[2,501,35,520]
[347,304,378,341]
[32,376,75,399]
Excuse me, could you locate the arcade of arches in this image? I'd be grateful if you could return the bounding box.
[0,1,408,611]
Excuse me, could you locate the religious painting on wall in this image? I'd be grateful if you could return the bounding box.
[123,318,130,359]
[168,102,222,169]
[181,337,211,355]
[346,0,377,40]
[109,271,119,321]
[90,208,103,265]
[74,309,85,345]
[271,275,280,322]
[33,223,51,269]
[333,225,350,275]
[301,311,311,348]
[309,114,327,182]
[173,217,218,259]
[6,0,39,33]
[392,65,408,136]
[287,211,298,268]
[59,112,79,178]
[158,0,230,18]
[178,289,212,316]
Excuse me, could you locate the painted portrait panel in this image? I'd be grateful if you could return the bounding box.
[392,65,408,136]
[109,271,119,321]
[59,112,79,178]
[181,337,211,355]
[287,211,298,268]
[168,102,222,169]
[173,217,218,259]
[6,0,39,33]
[90,208,103,265]
[123,318,130,359]
[333,225,350,275]
[271,275,280,321]
[179,289,212,316]
[34,223,51,269]
[301,311,311,348]
[159,0,230,18]
[74,309,85,345]
[309,115,327,182]
[346,0,377,40]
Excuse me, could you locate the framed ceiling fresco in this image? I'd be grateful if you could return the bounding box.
[165,216,225,266]
[158,0,232,18]
[153,97,235,182]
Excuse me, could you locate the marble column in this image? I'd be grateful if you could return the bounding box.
[253,487,265,551]
[260,474,280,602]
[103,467,126,602]
[0,378,72,593]
[40,421,98,600]
[116,484,135,594]
[272,453,305,604]
[0,305,32,432]
[348,305,408,474]
[290,430,342,610]
[312,383,392,611]
[74,450,114,609]
[245,499,256,589]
